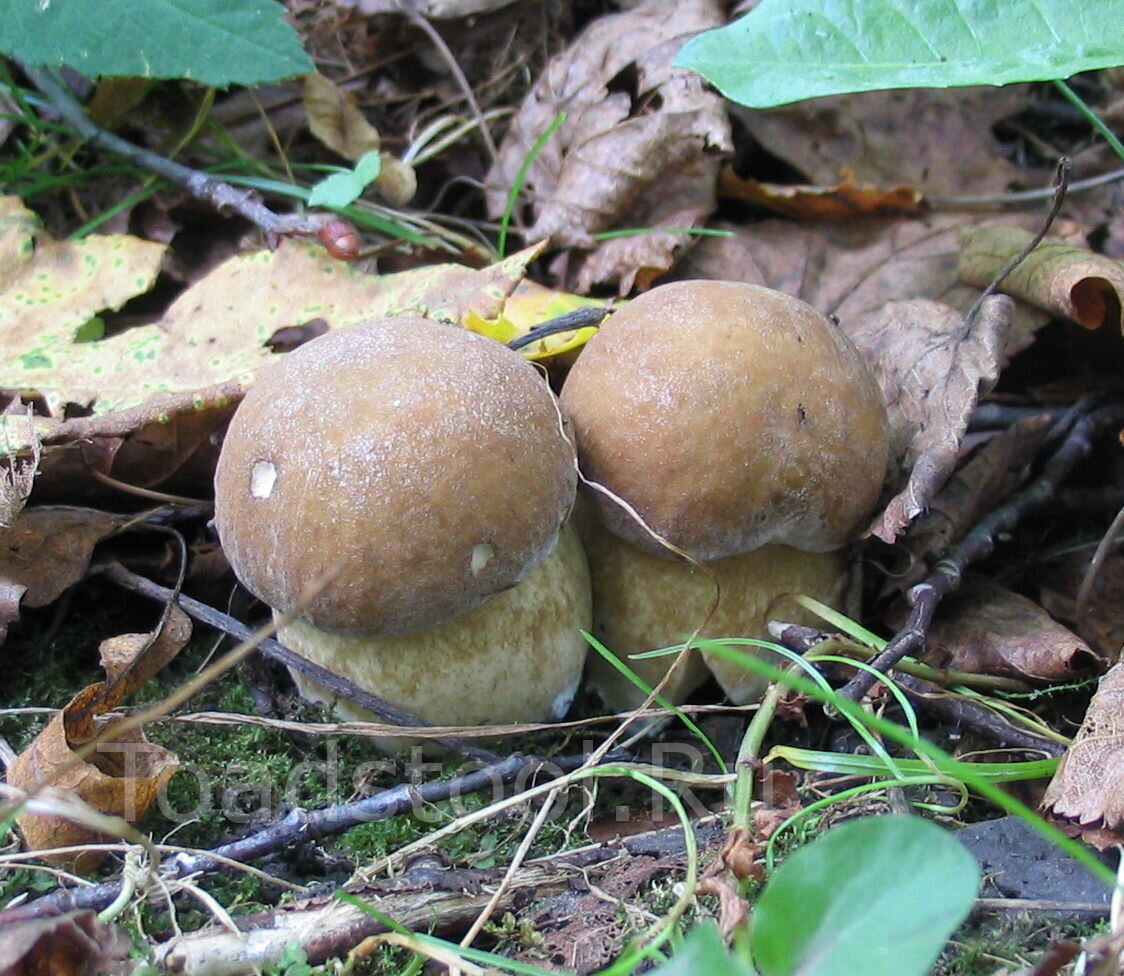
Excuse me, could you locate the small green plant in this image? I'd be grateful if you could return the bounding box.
[307,151,382,209]
[264,942,317,976]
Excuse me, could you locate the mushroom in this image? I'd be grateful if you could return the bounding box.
[581,517,853,707]
[560,280,889,706]
[214,316,590,747]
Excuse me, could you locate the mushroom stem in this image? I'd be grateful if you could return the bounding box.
[582,519,854,708]
[278,525,592,753]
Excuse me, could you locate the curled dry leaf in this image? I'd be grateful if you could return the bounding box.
[719,167,923,220]
[485,0,732,292]
[847,297,1011,543]
[923,576,1102,682]
[8,607,191,870]
[958,225,1124,331]
[0,507,123,643]
[1043,662,1124,832]
[303,71,382,160]
[0,911,131,976]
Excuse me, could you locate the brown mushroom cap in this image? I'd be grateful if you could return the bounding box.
[214,316,577,637]
[560,280,889,560]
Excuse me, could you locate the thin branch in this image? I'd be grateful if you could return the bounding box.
[506,306,611,351]
[0,749,627,926]
[23,66,326,241]
[839,402,1124,703]
[96,562,500,764]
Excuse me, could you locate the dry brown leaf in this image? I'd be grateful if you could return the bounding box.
[719,167,923,220]
[958,225,1124,331]
[299,73,418,207]
[1043,662,1124,830]
[87,77,150,133]
[848,298,1010,542]
[485,0,731,292]
[0,911,131,976]
[3,208,544,494]
[895,414,1055,593]
[8,607,190,869]
[303,71,382,160]
[730,86,1028,197]
[676,215,1051,357]
[0,507,123,642]
[1040,552,1124,659]
[924,576,1102,682]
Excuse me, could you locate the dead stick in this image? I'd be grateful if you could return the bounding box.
[0,749,627,926]
[96,562,501,764]
[155,817,725,975]
[24,66,323,240]
[840,402,1124,702]
[771,623,1065,756]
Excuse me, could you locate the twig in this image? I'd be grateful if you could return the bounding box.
[154,816,723,976]
[1075,499,1124,650]
[839,402,1124,702]
[23,66,327,242]
[964,157,1069,326]
[0,750,623,926]
[95,562,500,764]
[927,165,1124,209]
[395,2,499,164]
[892,674,1065,757]
[968,403,1067,432]
[506,306,611,351]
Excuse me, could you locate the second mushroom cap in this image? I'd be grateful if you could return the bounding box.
[560,280,889,560]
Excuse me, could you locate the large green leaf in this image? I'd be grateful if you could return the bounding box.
[676,0,1124,108]
[0,0,311,86]
[646,924,755,976]
[751,816,979,976]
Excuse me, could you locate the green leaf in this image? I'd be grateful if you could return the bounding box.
[354,150,383,184]
[307,151,382,208]
[751,816,979,976]
[307,170,363,208]
[646,924,755,976]
[0,0,312,86]
[675,0,1124,108]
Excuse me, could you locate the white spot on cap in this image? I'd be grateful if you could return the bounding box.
[470,543,494,576]
[250,460,277,499]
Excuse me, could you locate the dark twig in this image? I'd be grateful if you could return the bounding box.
[95,562,501,764]
[23,66,326,242]
[968,403,1067,432]
[0,749,629,925]
[770,623,1064,755]
[839,403,1124,702]
[1075,499,1124,646]
[963,157,1070,327]
[892,674,1065,757]
[506,306,612,351]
